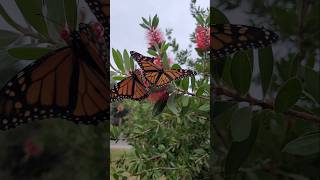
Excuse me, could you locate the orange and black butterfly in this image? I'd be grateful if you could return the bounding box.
[130,51,197,88]
[0,22,109,130]
[111,70,150,102]
[211,24,278,59]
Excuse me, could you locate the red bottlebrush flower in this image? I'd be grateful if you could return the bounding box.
[23,139,41,159]
[195,26,210,50]
[146,28,164,48]
[60,26,70,42]
[147,87,169,103]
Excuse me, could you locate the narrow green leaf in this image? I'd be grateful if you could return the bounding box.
[198,104,210,112]
[304,66,320,103]
[210,7,229,24]
[112,48,125,73]
[16,0,48,36]
[231,52,252,95]
[123,50,131,72]
[112,76,126,81]
[0,4,23,33]
[191,76,196,91]
[142,17,149,26]
[196,85,206,96]
[230,106,253,142]
[162,53,169,69]
[139,23,149,30]
[258,47,274,96]
[7,47,52,60]
[282,132,320,156]
[167,93,179,115]
[274,77,302,113]
[147,49,158,56]
[225,110,261,175]
[181,96,189,107]
[181,77,189,91]
[152,98,168,117]
[0,30,20,47]
[46,0,65,39]
[64,0,77,30]
[151,14,159,28]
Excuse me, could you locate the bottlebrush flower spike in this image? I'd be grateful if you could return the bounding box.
[146,28,164,48]
[147,87,169,103]
[195,26,210,50]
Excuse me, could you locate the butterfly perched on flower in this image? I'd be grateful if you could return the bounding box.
[0,7,109,130]
[111,69,150,102]
[210,24,279,59]
[130,51,197,88]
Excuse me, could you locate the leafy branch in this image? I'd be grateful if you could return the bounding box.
[214,86,320,124]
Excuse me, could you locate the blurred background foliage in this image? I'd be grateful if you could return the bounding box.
[211,0,319,179]
[110,2,210,179]
[0,0,108,179]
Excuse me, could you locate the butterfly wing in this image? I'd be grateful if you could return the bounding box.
[130,51,196,88]
[111,70,149,101]
[211,24,279,59]
[0,27,110,130]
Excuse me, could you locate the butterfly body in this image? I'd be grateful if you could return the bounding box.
[0,23,109,130]
[211,24,278,59]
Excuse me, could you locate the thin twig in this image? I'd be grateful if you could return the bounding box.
[215,86,320,124]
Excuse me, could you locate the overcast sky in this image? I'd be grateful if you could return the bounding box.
[110,0,209,62]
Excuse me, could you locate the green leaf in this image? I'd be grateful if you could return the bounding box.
[210,7,229,24]
[142,17,149,26]
[162,53,169,69]
[112,48,125,73]
[151,14,159,28]
[123,50,131,72]
[196,85,206,96]
[152,98,168,117]
[230,106,252,142]
[112,76,126,81]
[258,47,274,96]
[64,0,77,30]
[46,0,65,38]
[274,77,302,113]
[231,52,252,95]
[191,76,196,91]
[16,0,48,36]
[147,49,158,56]
[139,23,149,30]
[225,110,261,175]
[167,93,179,115]
[181,96,189,107]
[195,14,205,25]
[181,77,189,91]
[7,47,52,60]
[282,131,320,156]
[198,104,210,112]
[0,30,20,47]
[304,66,320,103]
[0,4,23,33]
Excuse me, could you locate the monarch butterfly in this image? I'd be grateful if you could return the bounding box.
[111,69,150,101]
[130,51,197,88]
[211,24,278,59]
[0,22,109,130]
